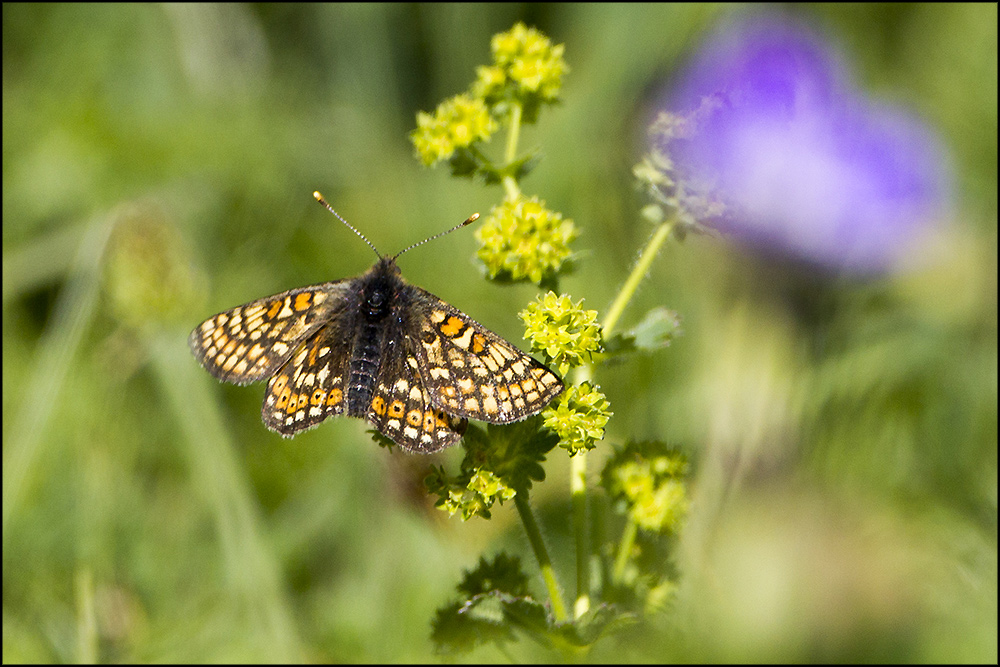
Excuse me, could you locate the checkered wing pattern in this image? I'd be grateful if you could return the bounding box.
[365,332,467,453]
[189,282,350,385]
[403,285,564,425]
[260,315,355,436]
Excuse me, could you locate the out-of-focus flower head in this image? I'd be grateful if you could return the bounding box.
[412,94,497,167]
[657,13,950,274]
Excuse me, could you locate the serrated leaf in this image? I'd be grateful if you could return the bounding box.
[455,592,554,648]
[458,553,530,598]
[603,307,682,356]
[448,148,483,178]
[461,593,508,624]
[432,599,515,654]
[631,306,681,350]
[554,603,637,646]
[496,594,552,636]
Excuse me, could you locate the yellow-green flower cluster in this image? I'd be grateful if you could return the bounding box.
[425,418,555,520]
[542,382,611,455]
[476,196,577,285]
[472,22,568,111]
[601,442,688,533]
[519,291,601,375]
[411,94,497,167]
[426,465,515,521]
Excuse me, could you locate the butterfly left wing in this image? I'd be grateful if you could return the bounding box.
[260,314,355,436]
[189,282,351,385]
[402,285,564,424]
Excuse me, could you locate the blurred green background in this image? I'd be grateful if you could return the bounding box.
[3,3,996,663]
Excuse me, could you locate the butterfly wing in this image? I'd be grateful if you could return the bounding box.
[402,285,564,424]
[260,311,357,436]
[364,328,467,453]
[189,282,351,385]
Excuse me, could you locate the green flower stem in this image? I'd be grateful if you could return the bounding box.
[505,101,523,164]
[502,102,523,201]
[515,491,568,622]
[574,216,675,602]
[571,451,590,618]
[570,363,594,619]
[502,177,520,202]
[602,217,675,338]
[612,516,639,585]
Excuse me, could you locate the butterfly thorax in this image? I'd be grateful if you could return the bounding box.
[346,258,405,416]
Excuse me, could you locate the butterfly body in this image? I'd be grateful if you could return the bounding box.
[345,259,400,417]
[190,256,563,453]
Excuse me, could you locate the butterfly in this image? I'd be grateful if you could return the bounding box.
[188,192,564,453]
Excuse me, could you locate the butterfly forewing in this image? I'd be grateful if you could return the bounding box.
[403,285,563,424]
[189,282,350,385]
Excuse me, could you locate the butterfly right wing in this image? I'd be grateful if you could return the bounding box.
[402,284,564,425]
[189,281,351,385]
[363,331,467,453]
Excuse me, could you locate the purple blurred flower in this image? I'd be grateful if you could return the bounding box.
[662,14,950,273]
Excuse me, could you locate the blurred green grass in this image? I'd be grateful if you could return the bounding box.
[3,4,995,663]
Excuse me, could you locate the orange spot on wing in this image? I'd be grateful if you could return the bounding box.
[440,316,464,337]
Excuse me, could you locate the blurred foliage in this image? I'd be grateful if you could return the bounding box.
[3,3,996,663]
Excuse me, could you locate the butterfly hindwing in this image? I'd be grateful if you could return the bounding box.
[402,284,564,425]
[261,313,355,436]
[365,324,467,453]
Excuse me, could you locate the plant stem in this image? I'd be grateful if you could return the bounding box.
[570,364,593,619]
[612,517,639,584]
[501,97,570,620]
[505,102,523,165]
[515,491,568,622]
[570,451,590,619]
[580,216,674,601]
[602,218,675,338]
[502,102,523,201]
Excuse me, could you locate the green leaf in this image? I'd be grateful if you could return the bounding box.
[477,150,541,185]
[458,553,530,598]
[448,147,484,178]
[554,603,637,646]
[603,307,682,355]
[432,553,532,654]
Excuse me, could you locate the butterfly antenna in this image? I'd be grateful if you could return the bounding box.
[313,191,383,259]
[391,213,480,261]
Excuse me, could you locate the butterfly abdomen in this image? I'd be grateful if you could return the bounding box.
[345,266,397,416]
